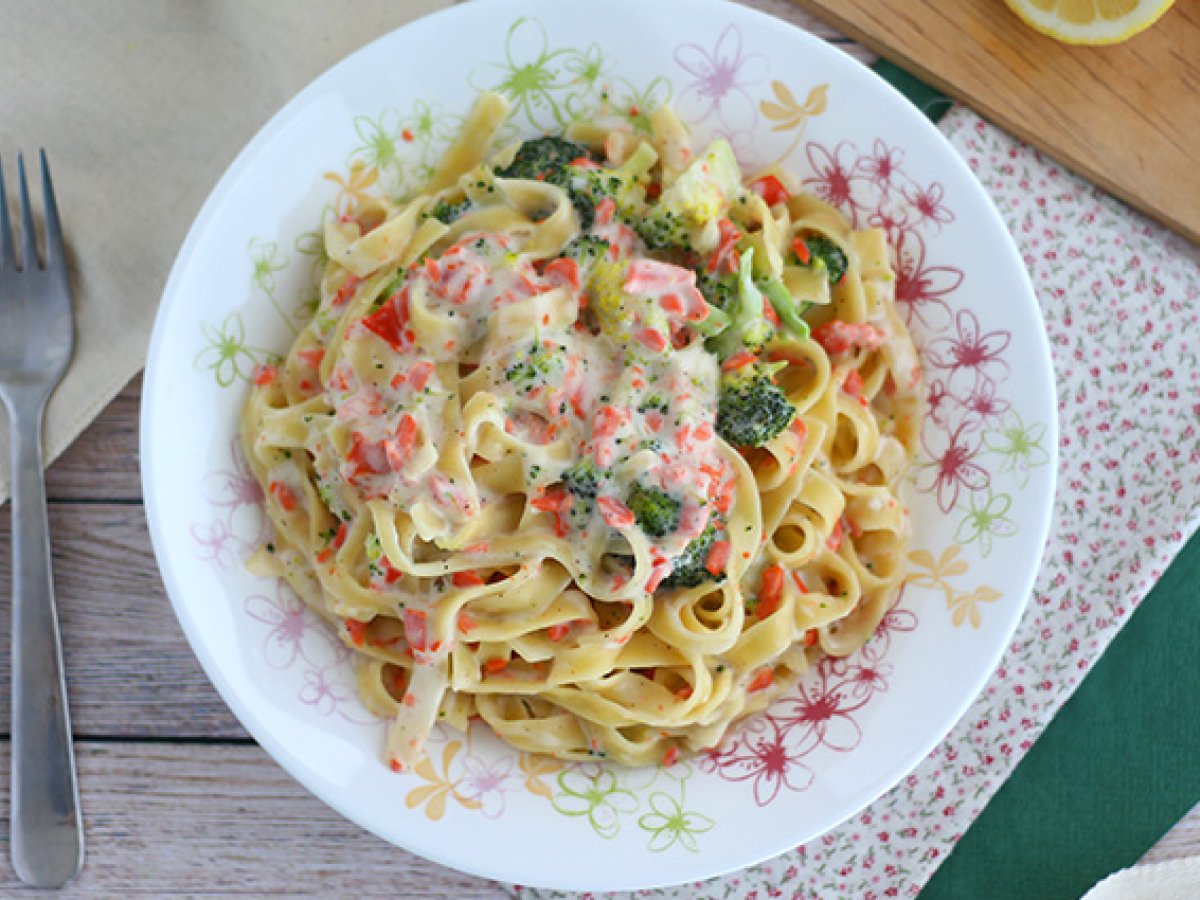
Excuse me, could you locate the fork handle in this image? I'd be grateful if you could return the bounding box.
[7,393,83,887]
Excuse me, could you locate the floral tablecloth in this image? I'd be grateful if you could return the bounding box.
[517,106,1200,899]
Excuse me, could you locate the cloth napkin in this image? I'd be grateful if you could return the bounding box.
[516,105,1200,899]
[0,0,452,503]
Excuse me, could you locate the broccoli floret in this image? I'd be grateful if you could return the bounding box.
[626,483,682,538]
[496,136,599,227]
[716,362,796,448]
[695,268,738,311]
[427,197,472,224]
[562,236,611,277]
[638,139,741,252]
[567,142,659,230]
[561,460,604,526]
[504,340,562,390]
[706,248,775,359]
[794,234,848,285]
[661,521,726,589]
[562,460,602,501]
[497,136,594,185]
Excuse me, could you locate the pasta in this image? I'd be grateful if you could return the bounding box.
[241,93,923,771]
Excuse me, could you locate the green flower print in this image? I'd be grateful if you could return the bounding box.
[551,766,638,839]
[563,43,611,94]
[471,17,573,131]
[614,76,672,135]
[954,489,1018,557]
[248,237,287,296]
[637,788,715,853]
[348,109,409,183]
[194,312,273,388]
[984,410,1050,489]
[248,237,297,335]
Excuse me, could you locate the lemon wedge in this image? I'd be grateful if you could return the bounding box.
[1004,0,1175,45]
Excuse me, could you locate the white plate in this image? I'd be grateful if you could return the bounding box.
[141,0,1057,890]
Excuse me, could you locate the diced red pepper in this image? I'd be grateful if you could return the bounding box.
[757,564,786,620]
[705,540,731,576]
[792,571,809,594]
[361,297,410,351]
[843,369,865,398]
[792,237,811,265]
[344,618,367,647]
[722,350,758,372]
[750,174,790,207]
[707,218,742,275]
[452,570,484,588]
[531,487,569,513]
[483,657,508,674]
[457,611,478,633]
[747,668,774,693]
[542,257,580,291]
[547,623,570,642]
[332,274,361,308]
[268,481,297,512]
[804,628,819,647]
[252,364,278,386]
[661,745,681,768]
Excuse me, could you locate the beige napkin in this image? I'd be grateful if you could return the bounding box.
[0,0,454,502]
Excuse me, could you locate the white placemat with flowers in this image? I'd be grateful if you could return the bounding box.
[513,102,1200,898]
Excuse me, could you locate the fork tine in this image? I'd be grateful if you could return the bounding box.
[17,153,38,270]
[39,151,64,270]
[0,156,12,271]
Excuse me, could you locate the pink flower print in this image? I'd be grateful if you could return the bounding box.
[774,682,864,755]
[673,24,767,134]
[803,142,864,219]
[960,378,1012,429]
[843,662,894,702]
[460,754,517,818]
[892,229,964,326]
[919,423,990,513]
[245,587,311,669]
[926,378,959,429]
[191,520,238,569]
[299,665,357,716]
[902,181,954,231]
[862,140,903,191]
[702,723,814,805]
[876,602,918,640]
[924,309,1012,387]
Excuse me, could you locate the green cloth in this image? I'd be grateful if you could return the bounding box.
[921,529,1200,898]
[872,59,1200,897]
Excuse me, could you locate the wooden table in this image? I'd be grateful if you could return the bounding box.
[0,2,1195,895]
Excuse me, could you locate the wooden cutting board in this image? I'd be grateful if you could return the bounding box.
[791,0,1200,245]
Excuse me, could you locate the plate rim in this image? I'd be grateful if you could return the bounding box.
[140,0,1059,889]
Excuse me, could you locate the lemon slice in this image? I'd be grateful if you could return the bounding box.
[1004,0,1175,45]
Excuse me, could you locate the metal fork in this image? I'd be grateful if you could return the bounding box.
[0,152,84,887]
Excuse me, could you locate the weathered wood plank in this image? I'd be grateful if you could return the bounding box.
[1141,801,1200,866]
[45,376,143,503]
[0,741,506,897]
[0,504,245,739]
